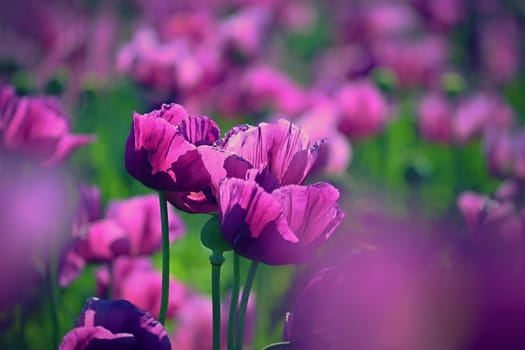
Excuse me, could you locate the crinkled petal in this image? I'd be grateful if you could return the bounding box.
[124,112,193,191]
[221,119,319,185]
[272,183,344,246]
[219,178,304,265]
[178,115,220,146]
[166,190,217,214]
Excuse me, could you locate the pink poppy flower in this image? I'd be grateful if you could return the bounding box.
[0,84,93,165]
[335,80,389,139]
[105,194,185,255]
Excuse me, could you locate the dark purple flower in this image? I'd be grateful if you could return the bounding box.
[59,297,171,350]
[218,178,344,265]
[0,84,93,165]
[124,103,219,193]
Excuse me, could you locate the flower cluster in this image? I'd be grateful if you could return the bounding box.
[125,103,344,265]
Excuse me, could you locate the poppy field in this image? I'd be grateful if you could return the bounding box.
[1,0,525,349]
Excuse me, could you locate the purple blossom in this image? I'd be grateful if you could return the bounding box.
[59,297,171,350]
[218,178,344,265]
[124,103,219,194]
[0,84,93,165]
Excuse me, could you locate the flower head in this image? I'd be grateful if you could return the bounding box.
[59,297,171,350]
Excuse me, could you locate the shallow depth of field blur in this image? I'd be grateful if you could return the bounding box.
[1,0,525,349]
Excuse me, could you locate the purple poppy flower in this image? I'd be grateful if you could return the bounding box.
[335,80,389,139]
[59,297,171,350]
[105,194,185,255]
[218,177,344,265]
[214,119,323,187]
[124,103,219,193]
[0,85,93,165]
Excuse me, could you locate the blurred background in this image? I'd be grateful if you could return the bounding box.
[1,0,525,349]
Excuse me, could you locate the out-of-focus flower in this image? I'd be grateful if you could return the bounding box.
[96,257,189,320]
[285,237,470,350]
[411,0,465,31]
[59,297,171,350]
[117,28,213,94]
[218,178,344,265]
[481,19,520,84]
[417,93,454,143]
[335,80,389,139]
[218,6,271,61]
[373,35,447,88]
[295,96,352,175]
[171,291,255,350]
[0,84,93,165]
[105,194,185,255]
[74,219,131,263]
[453,93,514,143]
[457,191,524,246]
[0,167,71,307]
[233,66,308,117]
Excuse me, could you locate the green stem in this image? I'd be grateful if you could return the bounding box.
[158,191,170,325]
[227,253,241,350]
[235,260,259,350]
[48,255,59,349]
[105,261,113,299]
[210,254,225,350]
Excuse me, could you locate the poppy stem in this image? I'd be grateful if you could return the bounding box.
[227,253,240,350]
[47,253,59,349]
[235,260,259,350]
[210,254,225,350]
[158,191,170,325]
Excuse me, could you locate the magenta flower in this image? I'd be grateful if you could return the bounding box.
[125,103,219,192]
[59,297,171,350]
[296,96,352,175]
[335,80,389,139]
[453,93,514,143]
[97,257,189,320]
[213,119,323,187]
[105,194,185,255]
[417,93,453,143]
[0,84,93,165]
[218,177,344,265]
